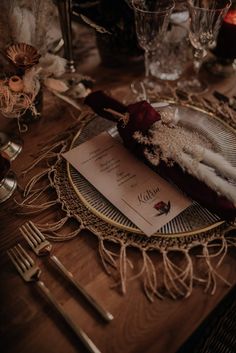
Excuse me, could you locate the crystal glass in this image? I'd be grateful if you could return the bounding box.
[150,3,190,81]
[131,0,175,100]
[179,0,232,92]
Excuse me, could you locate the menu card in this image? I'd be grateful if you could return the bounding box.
[63,132,191,236]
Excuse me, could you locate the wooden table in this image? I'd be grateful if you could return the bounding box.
[1,25,236,353]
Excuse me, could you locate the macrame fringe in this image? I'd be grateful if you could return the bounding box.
[142,250,163,301]
[22,140,67,176]
[23,168,51,197]
[35,219,85,241]
[98,239,119,275]
[95,234,235,301]
[14,132,71,214]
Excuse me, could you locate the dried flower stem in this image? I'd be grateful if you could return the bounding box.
[104,108,129,125]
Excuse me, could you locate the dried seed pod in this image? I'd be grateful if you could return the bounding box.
[6,43,41,70]
[8,75,24,92]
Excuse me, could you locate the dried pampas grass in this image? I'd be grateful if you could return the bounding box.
[39,53,67,78]
[32,0,56,54]
[44,78,69,93]
[9,6,36,45]
[22,67,40,94]
[0,0,57,53]
[134,116,236,205]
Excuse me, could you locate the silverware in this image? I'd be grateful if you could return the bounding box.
[7,244,102,353]
[213,91,236,110]
[20,221,114,322]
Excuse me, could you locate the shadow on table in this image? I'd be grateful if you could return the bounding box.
[177,284,236,353]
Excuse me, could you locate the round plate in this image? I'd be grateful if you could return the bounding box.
[67,103,236,237]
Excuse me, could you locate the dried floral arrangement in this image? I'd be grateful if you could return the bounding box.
[133,111,236,207]
[0,0,82,130]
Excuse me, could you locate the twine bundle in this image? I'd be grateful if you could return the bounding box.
[0,76,38,119]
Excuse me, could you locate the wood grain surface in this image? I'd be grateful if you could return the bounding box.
[1,23,236,353]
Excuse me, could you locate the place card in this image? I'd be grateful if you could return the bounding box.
[63,132,191,236]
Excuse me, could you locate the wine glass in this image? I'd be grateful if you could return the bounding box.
[179,0,232,93]
[131,0,175,101]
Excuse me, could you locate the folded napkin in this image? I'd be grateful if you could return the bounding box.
[85,91,236,221]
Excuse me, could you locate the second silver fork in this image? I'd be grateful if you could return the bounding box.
[20,221,113,322]
[7,244,101,353]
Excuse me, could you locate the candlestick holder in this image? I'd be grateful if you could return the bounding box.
[55,0,93,97]
[0,132,22,162]
[56,0,75,74]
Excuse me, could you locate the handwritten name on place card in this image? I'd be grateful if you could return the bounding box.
[63,132,191,236]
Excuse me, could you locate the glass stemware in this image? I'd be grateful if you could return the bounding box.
[131,0,175,100]
[179,0,232,93]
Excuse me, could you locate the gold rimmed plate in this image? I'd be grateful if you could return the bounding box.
[66,102,236,237]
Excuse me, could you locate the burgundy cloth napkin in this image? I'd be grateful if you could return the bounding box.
[85,91,236,221]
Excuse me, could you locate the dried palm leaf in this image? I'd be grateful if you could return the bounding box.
[6,43,40,69]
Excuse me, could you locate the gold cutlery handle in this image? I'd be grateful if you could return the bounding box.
[50,255,114,322]
[36,281,102,353]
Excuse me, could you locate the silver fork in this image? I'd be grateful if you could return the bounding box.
[7,244,101,353]
[19,221,113,322]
